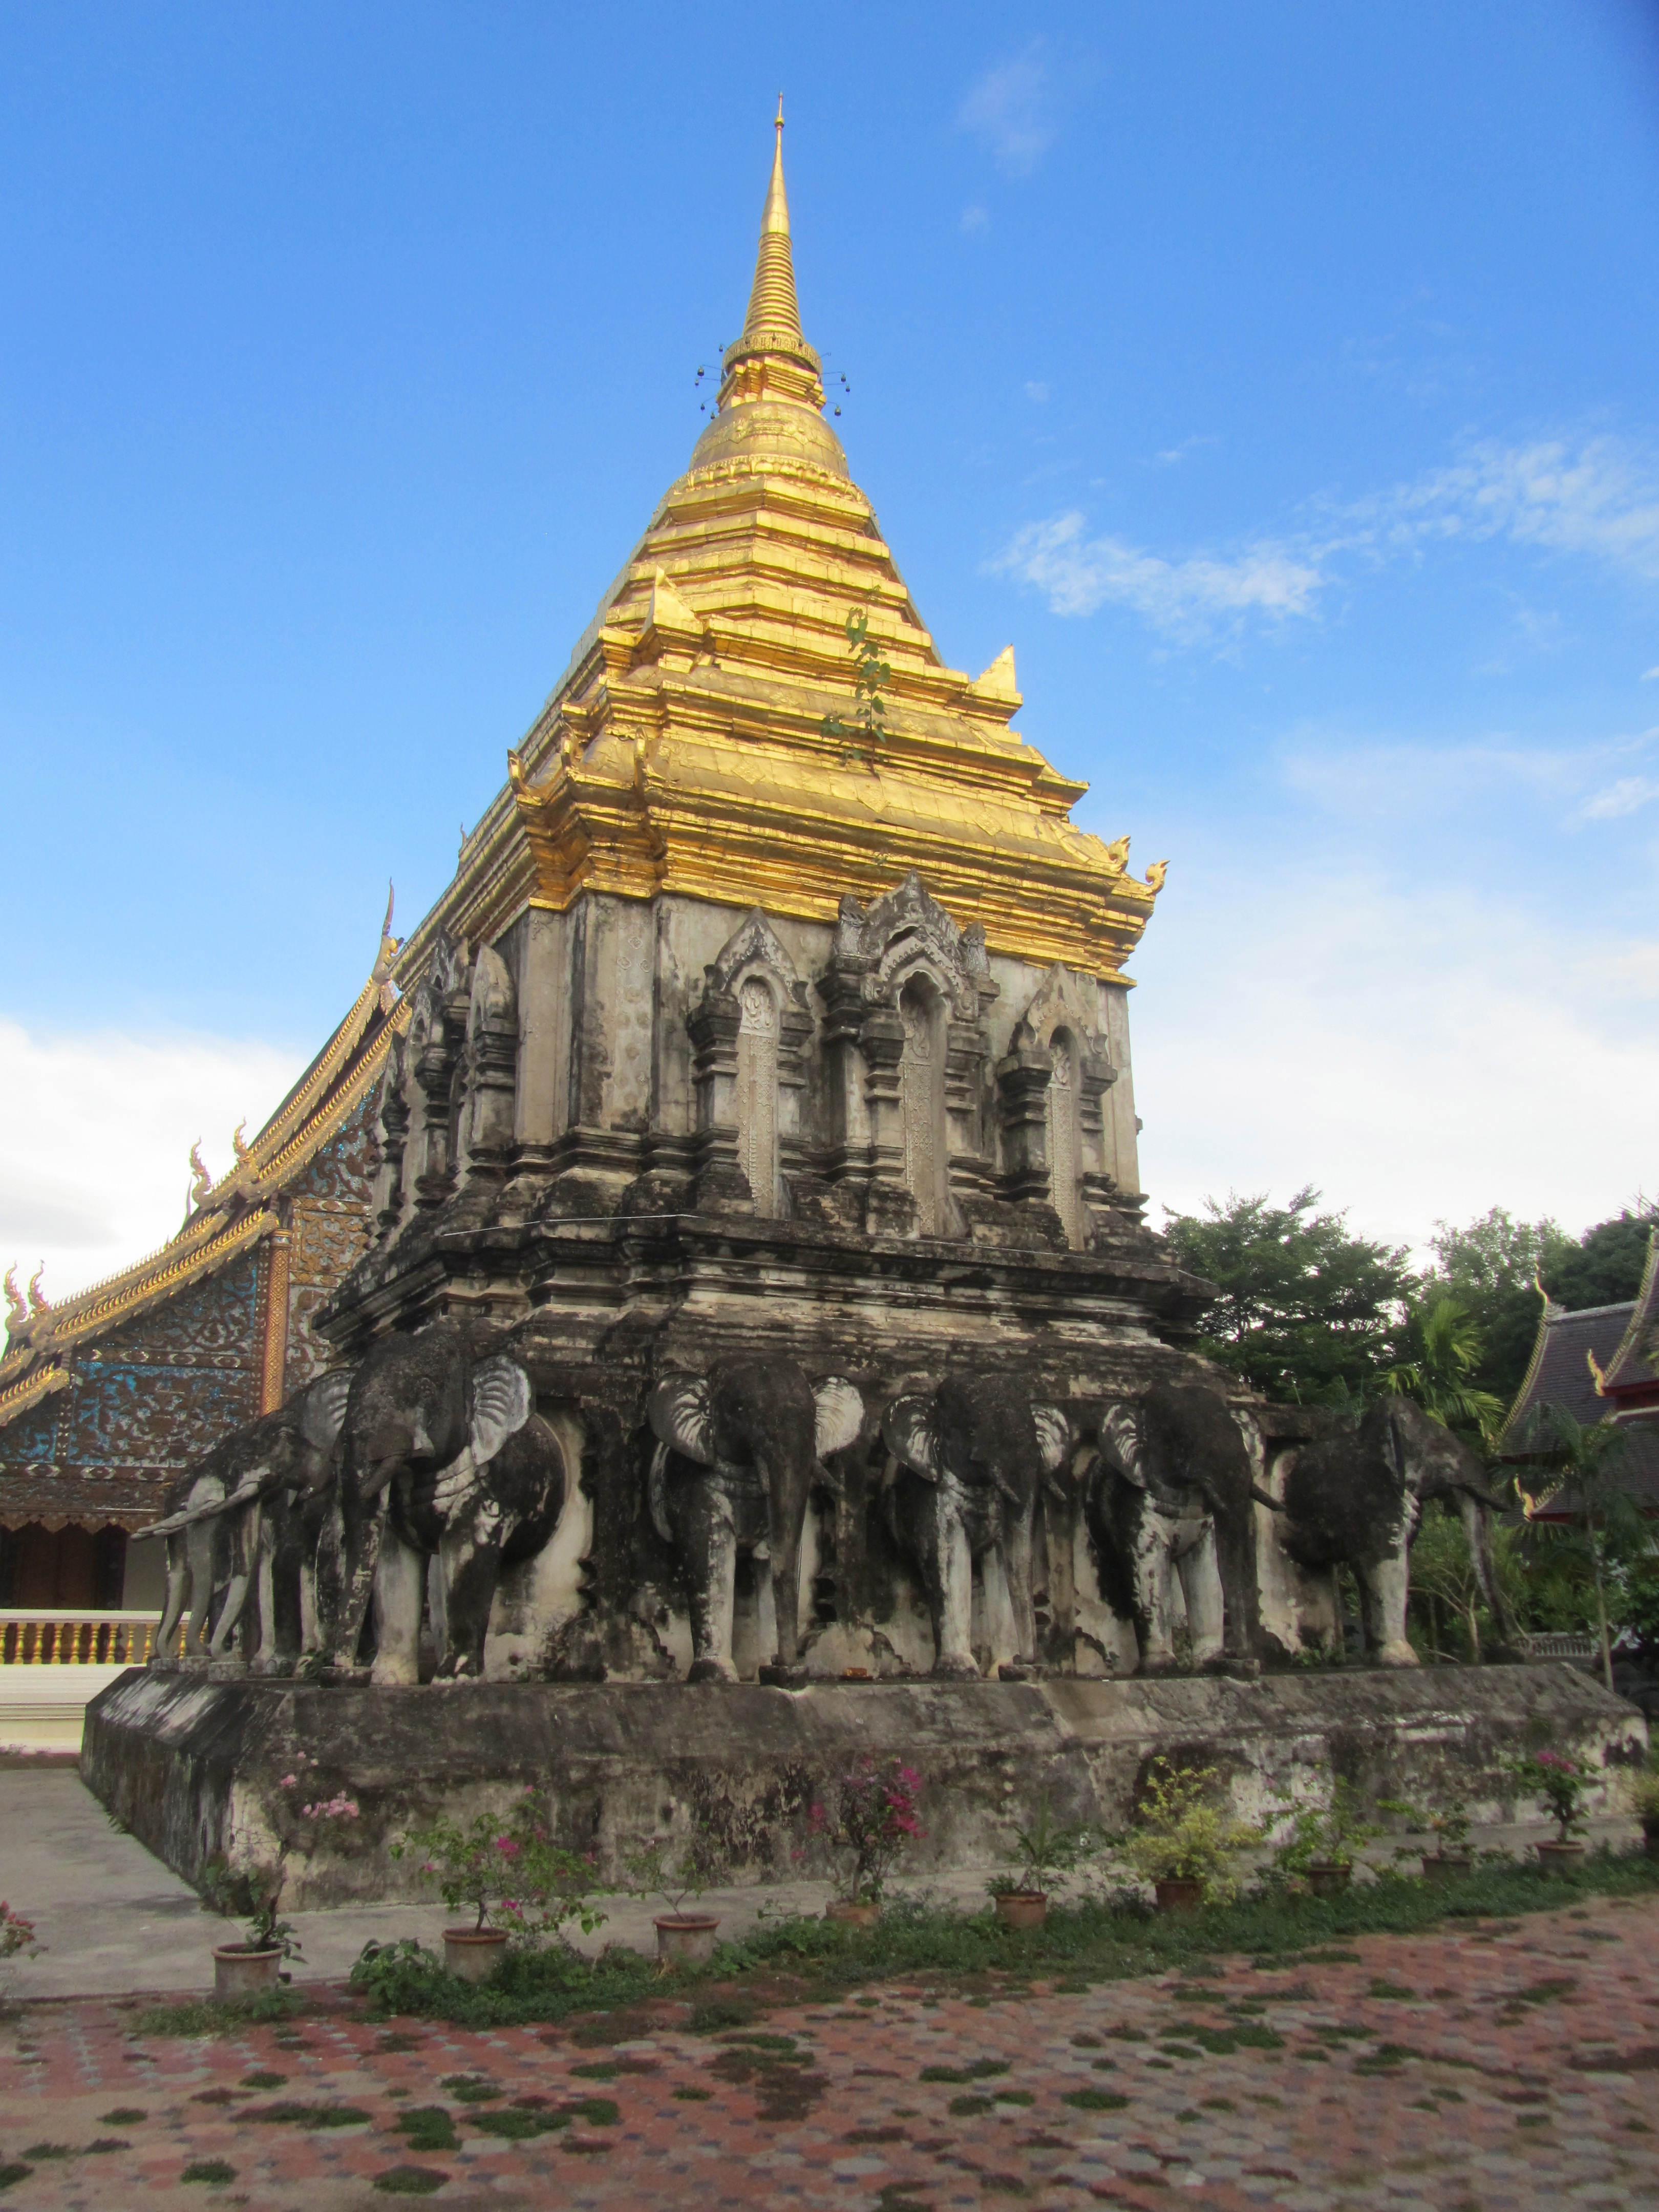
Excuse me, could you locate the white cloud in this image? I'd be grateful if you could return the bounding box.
[996,430,1659,640]
[1133,862,1659,1257]
[1024,380,1049,403]
[1580,774,1659,820]
[958,50,1054,174]
[992,511,1323,633]
[960,204,988,236]
[1346,435,1659,580]
[0,1019,303,1309]
[1643,665,1659,680]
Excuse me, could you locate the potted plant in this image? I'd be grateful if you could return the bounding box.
[989,1799,1094,1929]
[623,1827,722,1965]
[1512,1749,1592,1872]
[1270,1776,1381,1897]
[0,1902,44,2000]
[1420,1800,1474,1882]
[199,1856,301,2000]
[1118,1759,1260,1912]
[394,1796,605,1981]
[810,1754,924,1928]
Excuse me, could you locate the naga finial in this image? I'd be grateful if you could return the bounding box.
[371,880,403,1015]
[1145,860,1168,893]
[1102,834,1130,873]
[188,1141,213,1207]
[3,1267,25,1333]
[26,1263,49,1315]
[231,1119,251,1164]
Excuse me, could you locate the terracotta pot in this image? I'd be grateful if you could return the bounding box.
[992,1890,1048,1930]
[1421,1852,1473,1883]
[442,1928,510,1982]
[1535,1840,1587,1877]
[1154,1877,1204,1913]
[212,1945,283,2001]
[824,1900,880,1929]
[654,1913,720,1964]
[1306,1861,1352,1898]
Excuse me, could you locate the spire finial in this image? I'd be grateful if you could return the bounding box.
[743,97,802,340]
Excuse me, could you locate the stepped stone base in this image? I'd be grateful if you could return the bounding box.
[82,1663,1647,1910]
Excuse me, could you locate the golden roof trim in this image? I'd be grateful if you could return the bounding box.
[0,1362,70,1431]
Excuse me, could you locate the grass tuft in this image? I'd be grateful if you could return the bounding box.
[373,2168,449,2196]
[181,2160,237,2185]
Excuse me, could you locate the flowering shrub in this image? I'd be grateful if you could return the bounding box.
[0,1903,41,1962]
[622,1827,720,1921]
[393,1793,607,1944]
[1512,1749,1591,1842]
[809,1755,924,1906]
[1117,1759,1261,1904]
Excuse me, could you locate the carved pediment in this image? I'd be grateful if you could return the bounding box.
[1011,964,1112,1074]
[832,873,996,1023]
[706,908,805,1005]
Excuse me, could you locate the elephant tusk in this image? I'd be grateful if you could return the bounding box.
[1250,1484,1286,1512]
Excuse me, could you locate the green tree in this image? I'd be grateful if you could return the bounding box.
[1427,1207,1568,1403]
[1161,1187,1414,1403]
[1544,1204,1657,1312]
[1382,1296,1507,1443]
[1520,1410,1651,1692]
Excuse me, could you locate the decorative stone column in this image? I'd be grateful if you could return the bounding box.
[687,987,750,1209]
[994,1045,1054,1206]
[859,1008,915,1235]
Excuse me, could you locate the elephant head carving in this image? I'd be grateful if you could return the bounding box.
[646,1359,863,1682]
[880,1373,1069,1677]
[1275,1392,1521,1666]
[316,1323,538,1674]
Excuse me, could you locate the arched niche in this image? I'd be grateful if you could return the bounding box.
[1002,964,1117,1247]
[687,909,811,1217]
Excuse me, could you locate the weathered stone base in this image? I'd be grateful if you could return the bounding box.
[83,1663,1646,1910]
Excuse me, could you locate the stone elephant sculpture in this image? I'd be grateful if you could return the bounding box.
[647,1358,864,1683]
[315,1322,563,1683]
[881,1374,1070,1678]
[137,1370,353,1668]
[1082,1380,1271,1676]
[1269,1394,1521,1666]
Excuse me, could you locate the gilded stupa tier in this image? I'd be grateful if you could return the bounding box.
[407,108,1162,987]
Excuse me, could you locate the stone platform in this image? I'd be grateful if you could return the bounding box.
[82,1662,1646,1908]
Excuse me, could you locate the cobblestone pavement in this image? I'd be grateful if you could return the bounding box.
[2,1891,1656,2210]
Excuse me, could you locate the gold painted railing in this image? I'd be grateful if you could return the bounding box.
[0,1610,165,1666]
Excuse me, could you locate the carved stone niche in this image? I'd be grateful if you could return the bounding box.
[450,942,519,1220]
[817,873,998,1238]
[1001,964,1118,1250]
[686,910,813,1217]
[401,931,475,1218]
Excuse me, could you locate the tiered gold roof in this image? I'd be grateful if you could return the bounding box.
[403,109,1163,983]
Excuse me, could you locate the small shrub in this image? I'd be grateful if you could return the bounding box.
[1117,1760,1261,1904]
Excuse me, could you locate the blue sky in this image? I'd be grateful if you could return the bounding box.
[3,2,1657,1296]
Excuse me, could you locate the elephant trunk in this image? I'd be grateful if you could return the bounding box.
[761,1450,807,1669]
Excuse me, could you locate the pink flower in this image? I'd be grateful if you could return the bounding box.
[279,1775,297,1789]
[494,1837,521,1859]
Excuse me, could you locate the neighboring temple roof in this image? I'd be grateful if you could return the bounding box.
[0,932,409,1432]
[1497,1297,1635,1456]
[395,108,1166,990]
[1598,1230,1659,1413]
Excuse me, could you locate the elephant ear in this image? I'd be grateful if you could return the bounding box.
[1095,1403,1146,1489]
[1032,1405,1071,1476]
[882,1395,941,1483]
[301,1369,354,1453]
[814,1378,864,1460]
[648,1374,715,1465]
[469,1357,533,1469]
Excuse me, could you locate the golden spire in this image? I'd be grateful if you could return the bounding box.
[704,100,827,437]
[742,97,801,342]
